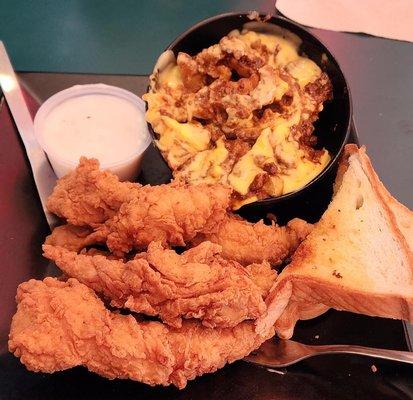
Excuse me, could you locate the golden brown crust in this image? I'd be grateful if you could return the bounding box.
[47,159,233,256]
[9,278,274,389]
[42,241,268,329]
[275,275,413,338]
[102,182,231,255]
[45,224,105,252]
[262,145,413,339]
[47,157,140,227]
[192,215,313,266]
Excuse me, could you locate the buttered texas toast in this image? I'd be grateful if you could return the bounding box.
[257,144,413,339]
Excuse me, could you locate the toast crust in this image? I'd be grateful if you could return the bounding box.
[257,144,413,339]
[355,145,412,255]
[274,275,413,339]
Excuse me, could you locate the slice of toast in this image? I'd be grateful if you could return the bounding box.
[257,144,413,338]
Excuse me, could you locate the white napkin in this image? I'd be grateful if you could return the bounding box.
[276,0,413,42]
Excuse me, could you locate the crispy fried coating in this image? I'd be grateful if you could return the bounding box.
[45,158,309,270]
[44,224,104,252]
[176,52,206,92]
[193,215,313,266]
[43,241,268,328]
[44,224,120,260]
[45,161,309,269]
[245,261,278,298]
[46,159,232,254]
[9,278,274,389]
[47,158,140,227]
[45,213,310,270]
[101,182,231,255]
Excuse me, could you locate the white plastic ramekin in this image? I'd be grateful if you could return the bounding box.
[34,84,151,181]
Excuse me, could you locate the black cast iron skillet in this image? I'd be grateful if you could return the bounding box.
[144,12,352,223]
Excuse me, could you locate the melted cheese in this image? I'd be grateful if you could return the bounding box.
[252,66,290,106]
[177,138,229,184]
[239,31,300,66]
[156,117,210,169]
[148,30,330,208]
[229,120,330,204]
[232,195,259,210]
[144,92,163,125]
[283,151,330,193]
[271,121,330,194]
[286,58,321,88]
[159,65,183,88]
[229,128,274,195]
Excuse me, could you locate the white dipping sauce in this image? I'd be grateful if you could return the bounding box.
[42,94,145,164]
[34,84,151,180]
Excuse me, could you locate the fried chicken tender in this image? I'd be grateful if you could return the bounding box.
[47,157,140,227]
[44,224,103,252]
[46,159,232,254]
[193,215,313,266]
[245,261,278,298]
[118,212,306,268]
[45,159,309,269]
[9,278,275,389]
[46,216,310,271]
[43,241,269,328]
[101,182,231,255]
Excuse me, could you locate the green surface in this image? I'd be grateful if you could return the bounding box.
[0,0,274,75]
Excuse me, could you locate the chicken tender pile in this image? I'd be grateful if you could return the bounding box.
[144,29,332,209]
[9,159,313,388]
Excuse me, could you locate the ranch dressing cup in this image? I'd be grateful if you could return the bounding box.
[34,84,151,181]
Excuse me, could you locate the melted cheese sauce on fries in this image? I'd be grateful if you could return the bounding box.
[144,29,332,209]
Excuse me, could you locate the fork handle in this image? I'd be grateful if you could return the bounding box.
[313,344,413,364]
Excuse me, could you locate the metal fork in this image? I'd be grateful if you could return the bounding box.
[244,339,413,368]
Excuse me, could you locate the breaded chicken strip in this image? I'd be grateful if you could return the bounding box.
[44,224,104,252]
[47,158,232,254]
[9,278,277,389]
[47,159,231,244]
[43,241,274,328]
[46,159,309,267]
[47,158,140,227]
[100,183,231,255]
[46,214,311,268]
[193,215,313,266]
[245,261,278,298]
